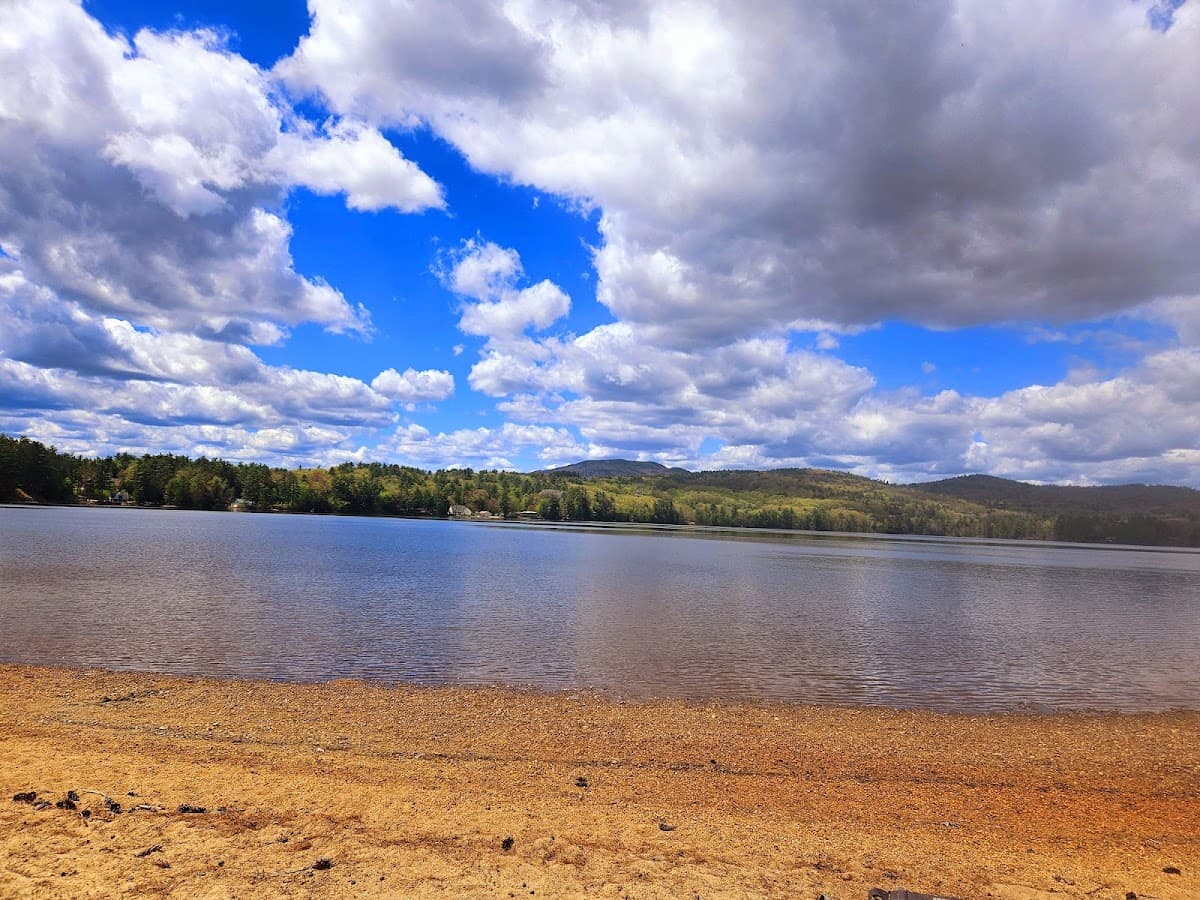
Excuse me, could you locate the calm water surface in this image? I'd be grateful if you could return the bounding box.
[2,505,1199,712]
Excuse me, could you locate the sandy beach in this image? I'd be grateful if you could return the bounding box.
[1,665,1197,899]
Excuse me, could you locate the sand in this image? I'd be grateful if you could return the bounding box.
[0,665,1197,899]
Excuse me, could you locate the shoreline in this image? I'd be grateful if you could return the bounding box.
[4,660,1198,719]
[8,500,1200,554]
[2,665,1198,898]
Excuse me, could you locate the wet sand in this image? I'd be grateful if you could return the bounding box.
[1,665,1197,899]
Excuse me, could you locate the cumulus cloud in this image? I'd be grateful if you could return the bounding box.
[0,405,364,468]
[0,1,442,341]
[383,421,587,471]
[0,2,462,470]
[446,301,1200,485]
[285,0,1200,344]
[371,367,455,405]
[443,239,571,341]
[5,0,1199,486]
[488,326,877,454]
[1135,296,1200,347]
[277,0,550,117]
[680,348,1200,486]
[0,264,458,456]
[270,0,1200,485]
[271,120,444,212]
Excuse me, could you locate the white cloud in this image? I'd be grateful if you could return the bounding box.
[476,323,877,456]
[1135,296,1200,347]
[271,120,444,213]
[383,421,587,470]
[371,367,455,404]
[455,306,1200,484]
[0,1,442,342]
[448,240,522,300]
[0,2,464,470]
[0,406,365,468]
[5,0,1199,487]
[443,239,570,341]
[0,265,461,450]
[270,0,1200,484]
[285,0,1200,345]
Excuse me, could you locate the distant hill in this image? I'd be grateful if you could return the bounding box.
[911,474,1200,516]
[536,459,690,478]
[5,432,1199,547]
[673,467,884,494]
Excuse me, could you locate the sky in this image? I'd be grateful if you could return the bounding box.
[1,0,1198,484]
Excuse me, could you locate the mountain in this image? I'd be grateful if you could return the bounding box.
[910,474,1200,516]
[5,432,1199,547]
[536,459,690,478]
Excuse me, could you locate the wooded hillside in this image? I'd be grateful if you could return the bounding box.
[3,435,1198,547]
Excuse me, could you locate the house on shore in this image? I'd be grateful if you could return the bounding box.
[448,504,473,518]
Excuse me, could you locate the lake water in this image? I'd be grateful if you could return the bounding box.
[2,505,1199,712]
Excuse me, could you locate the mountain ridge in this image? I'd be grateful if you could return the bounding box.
[4,437,1198,547]
[535,458,691,478]
[911,473,1200,515]
[535,461,1200,512]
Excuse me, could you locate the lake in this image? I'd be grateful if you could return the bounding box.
[2,505,1199,712]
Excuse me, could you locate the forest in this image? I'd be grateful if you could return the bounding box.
[3,434,1199,547]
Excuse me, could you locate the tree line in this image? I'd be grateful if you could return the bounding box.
[3,434,1198,546]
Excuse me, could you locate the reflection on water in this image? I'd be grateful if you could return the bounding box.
[2,505,1199,712]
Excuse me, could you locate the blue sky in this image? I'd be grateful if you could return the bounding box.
[1,1,1198,484]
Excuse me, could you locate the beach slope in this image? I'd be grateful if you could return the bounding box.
[1,666,1197,898]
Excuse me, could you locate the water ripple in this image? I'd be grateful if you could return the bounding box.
[2,507,1199,713]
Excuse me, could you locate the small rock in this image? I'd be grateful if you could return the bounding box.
[1163,866,1182,875]
[66,790,79,803]
[134,844,163,858]
[177,804,206,814]
[658,822,676,832]
[56,798,77,811]
[312,858,333,871]
[81,809,91,819]
[12,792,36,803]
[1125,892,1137,900]
[501,836,515,851]
[105,798,122,814]
[574,776,589,788]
